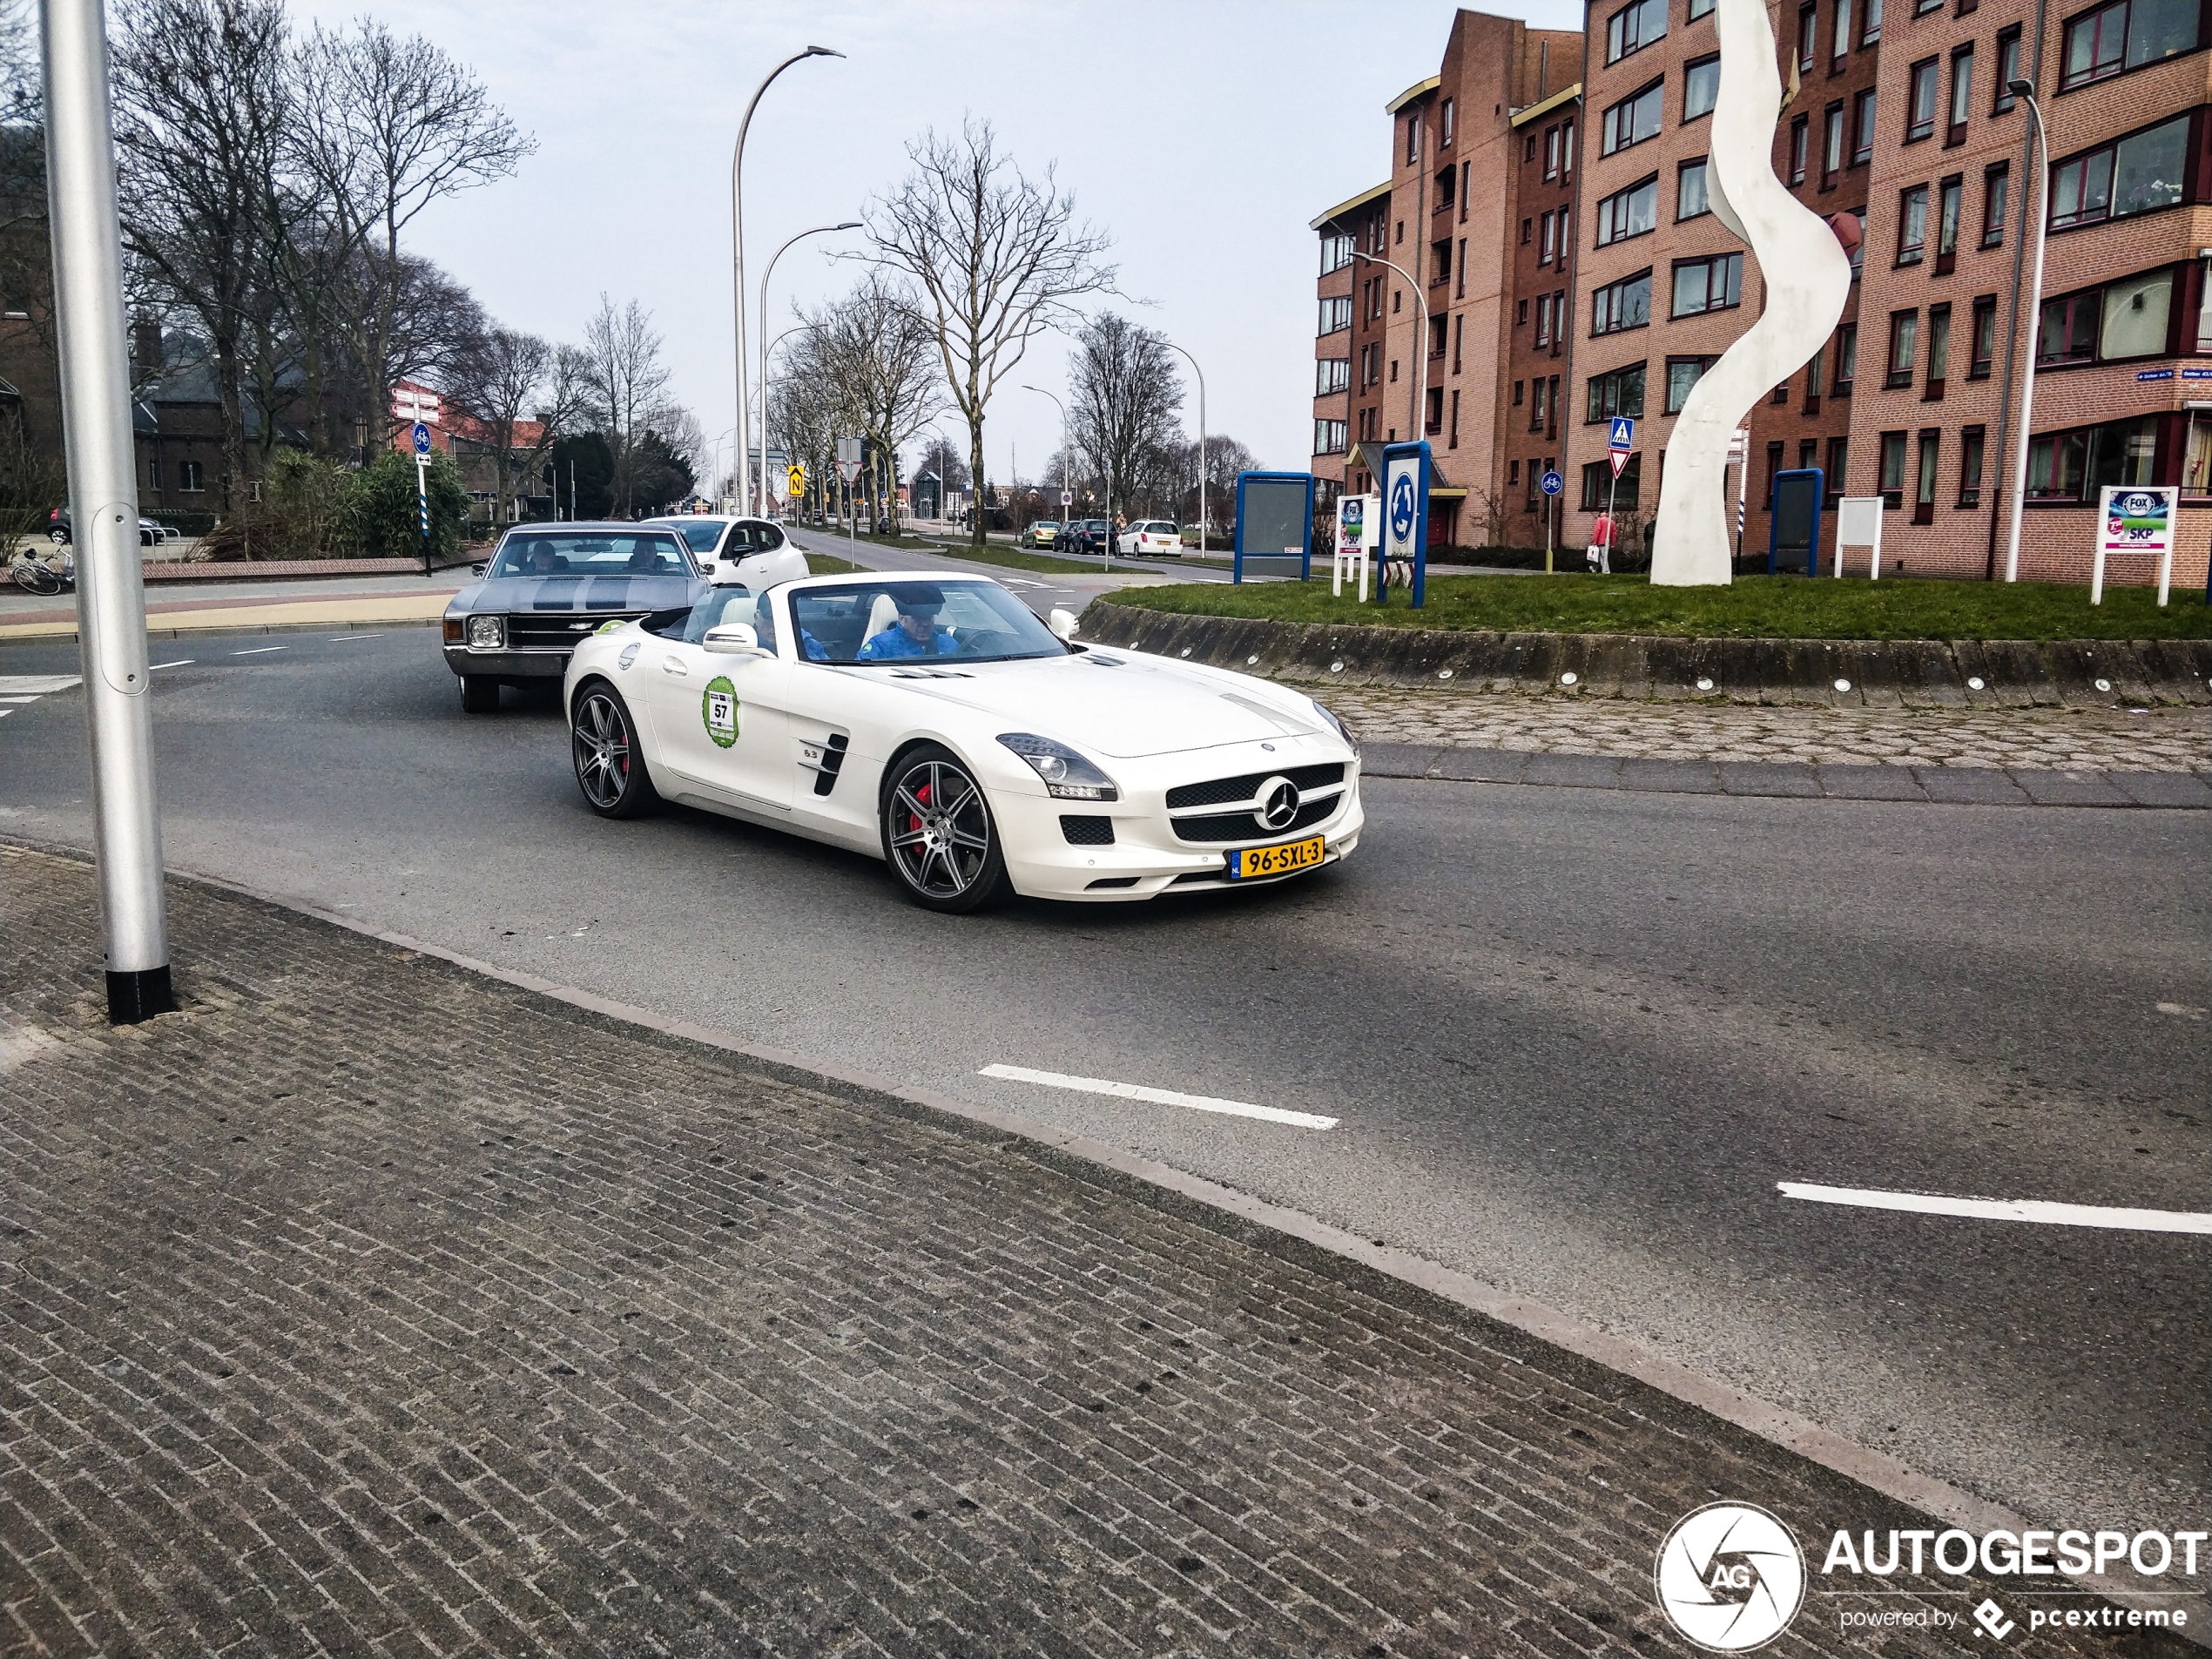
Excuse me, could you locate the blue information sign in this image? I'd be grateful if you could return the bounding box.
[411,421,432,456]
[1608,416,1635,452]
[1540,469,1563,496]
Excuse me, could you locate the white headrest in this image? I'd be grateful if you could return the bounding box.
[867,593,900,637]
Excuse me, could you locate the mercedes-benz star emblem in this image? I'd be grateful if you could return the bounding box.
[1255,776,1301,832]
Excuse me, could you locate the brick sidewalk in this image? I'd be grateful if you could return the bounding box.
[2,848,2187,1658]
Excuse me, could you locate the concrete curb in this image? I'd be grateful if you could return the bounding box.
[1359,744,2212,806]
[11,835,2200,1640]
[1079,598,2212,709]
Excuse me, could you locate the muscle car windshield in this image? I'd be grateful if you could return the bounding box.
[489,532,691,579]
[792,580,1069,666]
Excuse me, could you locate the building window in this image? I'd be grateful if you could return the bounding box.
[1453,313,1465,372]
[1886,310,1919,386]
[1595,175,1660,246]
[1458,238,1467,298]
[1947,46,1973,144]
[1824,103,1845,183]
[1690,0,1716,17]
[1969,296,1998,376]
[1805,345,1825,413]
[1460,160,1471,222]
[1766,441,1786,502]
[1680,158,1711,219]
[1835,322,1858,392]
[1852,89,1877,165]
[1314,420,1348,455]
[2040,268,2177,364]
[1406,111,1421,164]
[1982,164,2009,245]
[1521,217,1533,245]
[1959,425,1986,505]
[1993,26,2023,108]
[1897,185,1929,263]
[1925,303,1951,397]
[1581,455,1641,509]
[1390,358,1399,381]
[1906,58,1939,141]
[1666,355,1717,412]
[1441,97,1455,145]
[1789,117,1810,185]
[1319,233,1354,274]
[1430,314,1448,357]
[1914,430,1940,523]
[1848,207,1866,279]
[1936,176,1962,271]
[1685,54,1721,119]
[2060,0,2204,90]
[179,460,204,493]
[1586,361,1647,421]
[1534,293,1553,348]
[1545,125,1561,179]
[1518,298,1529,325]
[1435,167,1456,212]
[1514,380,1525,405]
[1670,253,1742,317]
[1590,270,1655,334]
[1834,0,1854,57]
[1541,211,1556,262]
[1863,0,1885,43]
[2040,290,2101,363]
[1529,376,1548,431]
[1426,387,1444,435]
[1527,132,1540,163]
[2029,415,2160,500]
[1878,430,1906,502]
[2049,114,2190,231]
[1449,388,1460,448]
[1317,358,1350,395]
[1826,436,1851,496]
[1318,295,1352,335]
[1561,118,1576,178]
[1798,3,1818,66]
[1602,81,1664,155]
[1606,0,1669,63]
[1432,239,1452,285]
[146,458,161,492]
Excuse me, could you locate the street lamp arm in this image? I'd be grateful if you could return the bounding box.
[1352,250,1429,453]
[757,219,861,514]
[1161,339,1207,554]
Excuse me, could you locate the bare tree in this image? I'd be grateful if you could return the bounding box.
[292,17,530,443]
[1069,312,1182,522]
[113,0,291,530]
[580,294,671,517]
[914,435,970,491]
[799,273,947,532]
[863,118,1113,549]
[450,326,584,526]
[1163,432,1257,532]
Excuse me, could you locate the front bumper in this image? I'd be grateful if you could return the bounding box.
[994,744,1365,902]
[442,646,570,680]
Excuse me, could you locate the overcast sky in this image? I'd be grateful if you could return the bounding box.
[293,0,1582,487]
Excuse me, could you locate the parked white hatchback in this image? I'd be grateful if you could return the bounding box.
[563,570,1362,912]
[642,515,809,585]
[1116,520,1182,556]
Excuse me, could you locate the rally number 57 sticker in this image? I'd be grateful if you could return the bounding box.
[702,677,739,748]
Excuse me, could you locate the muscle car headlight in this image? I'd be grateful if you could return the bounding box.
[467,615,505,650]
[997,732,1119,801]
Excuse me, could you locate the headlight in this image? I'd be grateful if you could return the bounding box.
[1311,698,1352,745]
[467,615,504,650]
[997,732,1119,801]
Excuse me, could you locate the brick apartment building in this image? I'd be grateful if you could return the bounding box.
[1309,0,2208,587]
[1311,182,1389,508]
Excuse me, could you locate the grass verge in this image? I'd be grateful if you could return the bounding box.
[913,541,1098,577]
[804,552,862,576]
[1097,572,2212,642]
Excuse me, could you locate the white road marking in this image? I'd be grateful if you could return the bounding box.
[327,633,382,641]
[229,645,288,656]
[150,659,193,670]
[0,675,82,693]
[980,1063,1338,1130]
[1777,1181,2212,1235]
[0,695,36,703]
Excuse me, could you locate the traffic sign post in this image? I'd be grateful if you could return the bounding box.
[1539,469,1563,573]
[787,463,806,509]
[1378,441,1431,608]
[1602,417,1634,576]
[411,421,433,577]
[836,437,863,553]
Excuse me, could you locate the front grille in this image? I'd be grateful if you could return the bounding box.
[503,612,646,651]
[1170,796,1339,845]
[1060,814,1115,846]
[1165,762,1345,810]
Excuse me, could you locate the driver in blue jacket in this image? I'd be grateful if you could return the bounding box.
[855,585,957,659]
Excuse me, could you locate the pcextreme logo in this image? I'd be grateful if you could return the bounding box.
[1655,1503,1808,1652]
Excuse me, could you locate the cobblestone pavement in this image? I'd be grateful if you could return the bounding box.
[2,848,2188,1659]
[1320,686,2210,773]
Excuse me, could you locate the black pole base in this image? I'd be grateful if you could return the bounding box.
[106,965,176,1025]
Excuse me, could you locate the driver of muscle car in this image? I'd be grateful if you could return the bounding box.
[855,584,957,659]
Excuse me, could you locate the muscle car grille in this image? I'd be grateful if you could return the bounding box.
[1164,763,1345,810]
[1170,796,1340,845]
[502,613,646,651]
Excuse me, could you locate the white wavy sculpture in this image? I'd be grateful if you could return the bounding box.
[1650,0,1854,585]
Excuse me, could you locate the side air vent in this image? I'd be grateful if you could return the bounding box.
[1060,815,1115,846]
[801,732,850,796]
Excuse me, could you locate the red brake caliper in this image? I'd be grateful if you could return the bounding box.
[909,780,931,844]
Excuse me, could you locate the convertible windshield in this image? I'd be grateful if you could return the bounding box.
[792,579,1067,665]
[488,532,692,578]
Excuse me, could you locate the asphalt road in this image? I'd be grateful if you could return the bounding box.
[3,623,2205,1541]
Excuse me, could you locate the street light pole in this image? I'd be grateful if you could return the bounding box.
[1161,340,1207,555]
[42,0,172,1022]
[1353,250,1428,448]
[2000,78,2048,585]
[756,220,858,516]
[732,45,841,532]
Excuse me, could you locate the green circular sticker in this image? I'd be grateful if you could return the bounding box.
[701,676,738,748]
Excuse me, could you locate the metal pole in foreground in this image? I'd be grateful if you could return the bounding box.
[1163,340,1206,556]
[42,0,172,1022]
[2000,81,2049,585]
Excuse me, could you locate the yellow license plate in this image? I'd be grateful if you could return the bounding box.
[1229,834,1326,880]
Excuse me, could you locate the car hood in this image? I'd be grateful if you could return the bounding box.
[448,572,703,614]
[848,650,1331,759]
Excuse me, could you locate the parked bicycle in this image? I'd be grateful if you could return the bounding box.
[9,544,75,595]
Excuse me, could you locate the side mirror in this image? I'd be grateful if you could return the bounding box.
[470,561,488,577]
[702,623,766,655]
[1048,607,1079,642]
